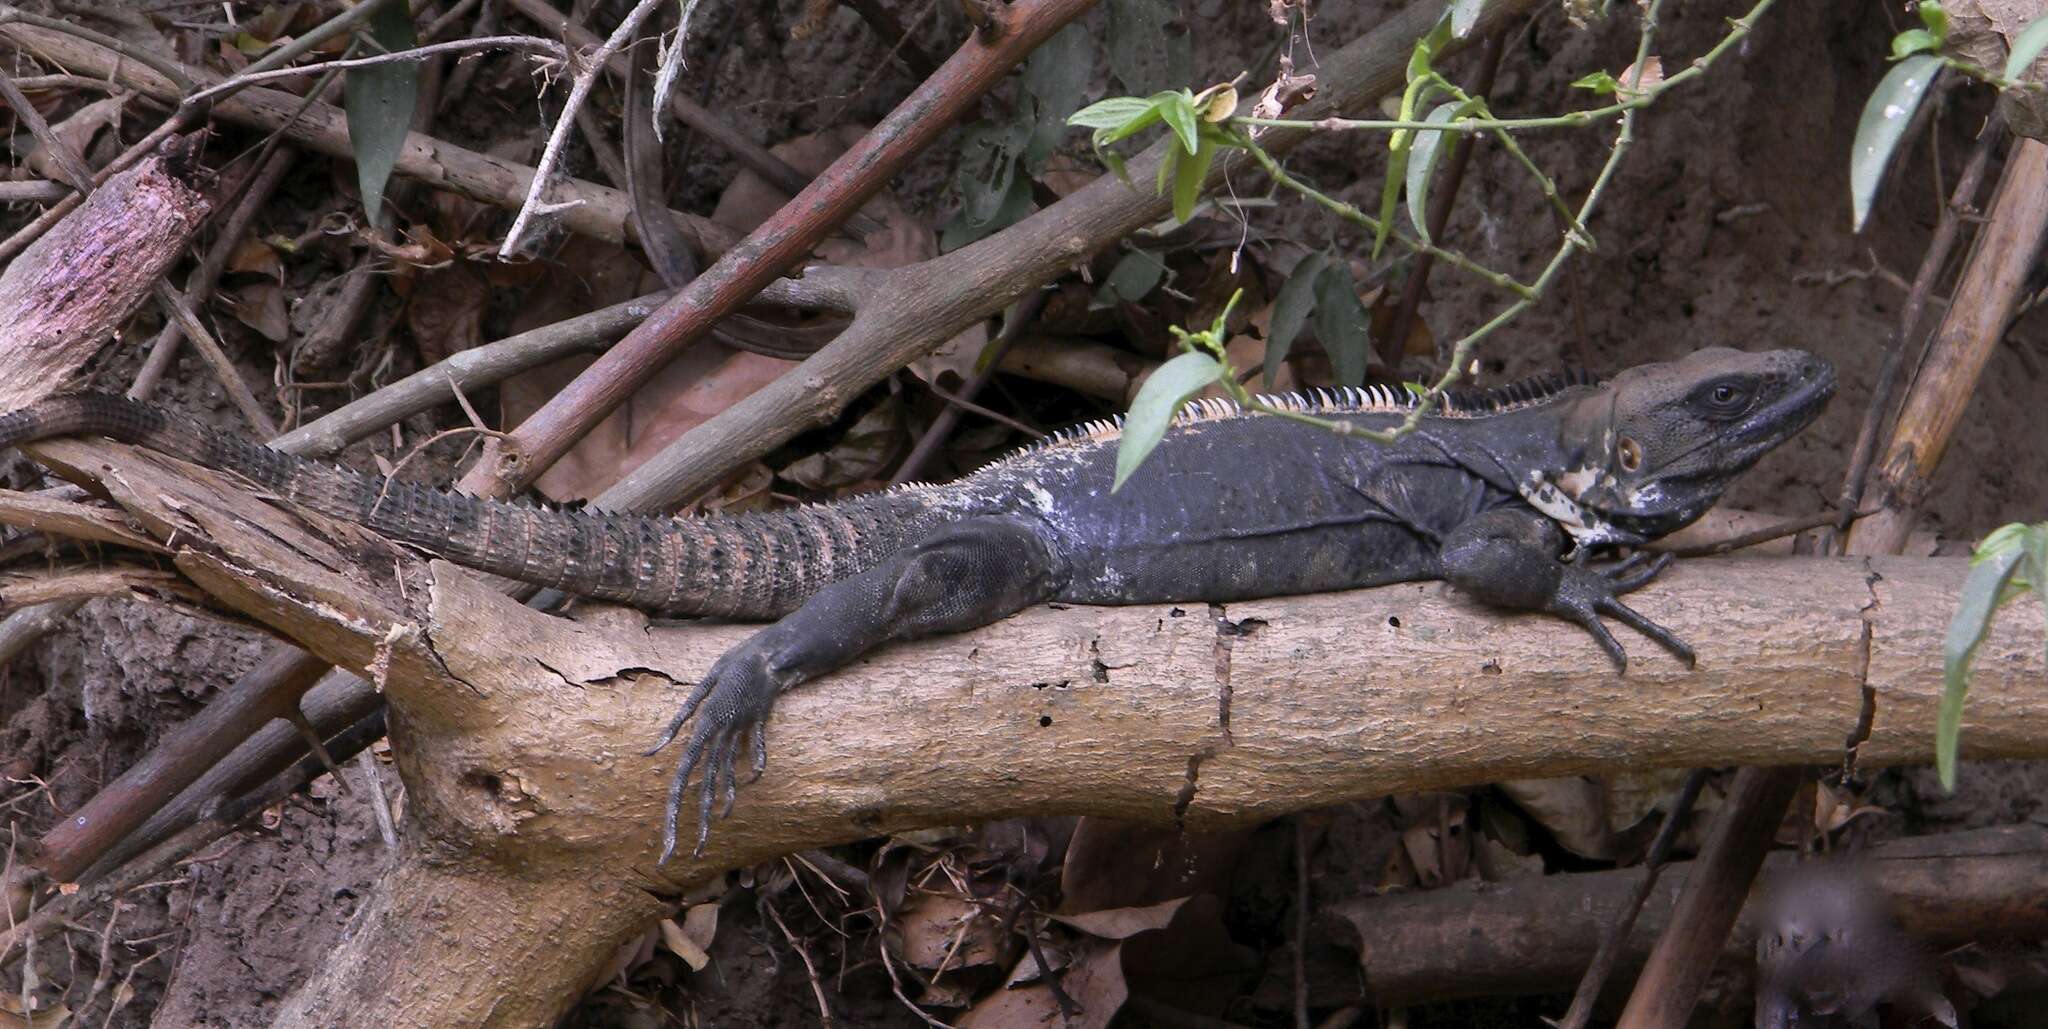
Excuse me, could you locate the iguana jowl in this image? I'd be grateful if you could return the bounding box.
[0,346,1834,860]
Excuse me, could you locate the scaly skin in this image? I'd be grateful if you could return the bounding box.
[0,346,1835,860]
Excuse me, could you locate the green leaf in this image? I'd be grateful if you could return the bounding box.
[1068,96,1156,130]
[1158,91,1201,155]
[1450,0,1486,38]
[1405,102,1464,242]
[1939,545,2024,788]
[343,1,419,224]
[1977,522,2031,563]
[1572,70,1620,94]
[1891,28,1939,59]
[1115,351,1221,490]
[1917,0,1948,40]
[1408,13,1454,82]
[1264,251,1327,387]
[1095,249,1167,306]
[1313,259,1373,386]
[1850,55,1942,233]
[1171,135,1218,222]
[2025,530,2048,666]
[1105,0,1191,96]
[2005,14,2048,81]
[939,117,1035,250]
[1025,24,1092,162]
[1098,97,1170,145]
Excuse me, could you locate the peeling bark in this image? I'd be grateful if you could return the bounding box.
[8,438,2044,1026]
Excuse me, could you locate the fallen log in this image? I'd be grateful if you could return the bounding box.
[5,433,2041,1026]
[1327,825,2048,1009]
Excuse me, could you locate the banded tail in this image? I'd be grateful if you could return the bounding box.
[0,393,944,619]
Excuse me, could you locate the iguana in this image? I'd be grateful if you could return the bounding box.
[0,346,1834,860]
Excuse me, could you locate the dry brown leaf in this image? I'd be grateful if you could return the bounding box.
[1050,895,1189,940]
[0,993,69,1029]
[709,125,987,385]
[896,893,1007,972]
[1057,820,1252,914]
[25,95,123,180]
[406,263,490,368]
[960,938,1126,1029]
[657,904,719,971]
[1617,56,1665,99]
[1113,894,1258,1019]
[1249,54,1317,124]
[222,280,289,343]
[225,236,282,279]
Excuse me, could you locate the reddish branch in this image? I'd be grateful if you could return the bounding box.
[455,0,1103,500]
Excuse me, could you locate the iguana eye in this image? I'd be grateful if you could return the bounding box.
[1695,378,1752,415]
[1617,437,1643,471]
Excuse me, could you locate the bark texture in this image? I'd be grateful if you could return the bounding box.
[0,143,207,411]
[11,437,2045,1026]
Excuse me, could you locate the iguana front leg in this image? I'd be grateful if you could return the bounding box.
[650,516,1065,861]
[1439,508,1696,671]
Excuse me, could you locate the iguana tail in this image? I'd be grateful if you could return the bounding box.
[0,393,944,618]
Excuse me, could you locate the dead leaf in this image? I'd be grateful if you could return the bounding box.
[960,938,1127,1029]
[657,902,719,971]
[709,125,987,385]
[1058,821,1252,914]
[1052,896,1188,940]
[778,395,908,493]
[0,993,69,1029]
[225,236,282,279]
[1617,56,1664,99]
[897,893,1007,973]
[25,95,124,180]
[1250,54,1317,125]
[1115,894,1259,1020]
[1498,777,1616,860]
[406,263,490,367]
[222,280,290,343]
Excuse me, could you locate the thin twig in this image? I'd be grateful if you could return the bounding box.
[0,5,193,93]
[763,898,837,1026]
[1659,509,1876,559]
[0,66,94,191]
[152,284,281,439]
[500,0,663,256]
[890,290,1047,485]
[1381,26,1508,369]
[181,36,565,107]
[1554,769,1706,1029]
[1827,112,2005,551]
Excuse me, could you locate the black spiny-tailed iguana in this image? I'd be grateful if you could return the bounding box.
[0,346,1835,859]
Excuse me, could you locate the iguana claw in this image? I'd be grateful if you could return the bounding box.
[648,640,782,862]
[1550,551,1696,672]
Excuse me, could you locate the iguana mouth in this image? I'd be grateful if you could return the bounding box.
[1724,355,1835,462]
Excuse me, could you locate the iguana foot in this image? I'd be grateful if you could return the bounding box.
[1547,551,1696,672]
[648,637,782,862]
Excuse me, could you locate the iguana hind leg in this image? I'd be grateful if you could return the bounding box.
[1439,508,1696,672]
[650,515,1065,861]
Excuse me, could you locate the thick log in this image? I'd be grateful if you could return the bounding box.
[0,141,207,411]
[1327,826,2048,1008]
[10,438,2047,1025]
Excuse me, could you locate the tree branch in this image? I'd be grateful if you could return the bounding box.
[8,436,2043,1024]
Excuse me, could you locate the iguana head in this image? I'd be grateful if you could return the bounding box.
[1533,347,1835,545]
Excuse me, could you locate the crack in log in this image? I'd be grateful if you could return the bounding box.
[1845,558,1883,777]
[1173,754,1202,827]
[1210,603,1235,738]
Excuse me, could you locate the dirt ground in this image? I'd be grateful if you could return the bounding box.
[4,0,2047,1025]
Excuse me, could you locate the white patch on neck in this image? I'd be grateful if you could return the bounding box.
[1521,469,1626,551]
